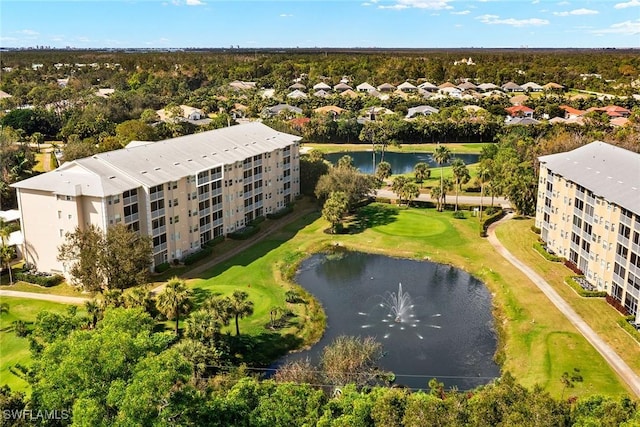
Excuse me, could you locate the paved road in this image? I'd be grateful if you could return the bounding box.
[375,188,511,208]
[487,213,640,398]
[0,289,88,305]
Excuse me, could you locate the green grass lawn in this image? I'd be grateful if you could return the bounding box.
[0,297,84,393]
[2,203,632,398]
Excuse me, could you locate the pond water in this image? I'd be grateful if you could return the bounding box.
[277,251,499,391]
[324,151,480,174]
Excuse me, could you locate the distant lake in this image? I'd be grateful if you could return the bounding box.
[324,151,480,174]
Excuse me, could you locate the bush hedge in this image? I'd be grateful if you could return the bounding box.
[203,235,225,248]
[228,225,260,240]
[564,260,584,276]
[480,209,505,237]
[375,197,392,204]
[565,276,607,298]
[452,211,466,219]
[618,316,640,343]
[154,262,171,274]
[266,205,294,219]
[533,242,563,262]
[183,247,213,266]
[249,216,266,227]
[14,271,64,287]
[606,295,629,315]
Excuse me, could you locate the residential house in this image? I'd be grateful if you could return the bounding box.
[406,105,439,119]
[262,104,303,118]
[356,82,376,93]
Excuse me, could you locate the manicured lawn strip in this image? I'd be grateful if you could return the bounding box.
[303,142,492,154]
[0,281,90,297]
[496,218,640,380]
[0,297,84,393]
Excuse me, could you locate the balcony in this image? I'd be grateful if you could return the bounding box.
[153,242,167,253]
[198,192,210,202]
[125,213,139,223]
[123,195,138,205]
[152,225,166,237]
[151,208,165,219]
[149,191,164,202]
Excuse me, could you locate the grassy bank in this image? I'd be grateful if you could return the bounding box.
[0,297,84,393]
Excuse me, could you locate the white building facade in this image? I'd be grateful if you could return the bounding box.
[12,123,301,274]
[535,142,640,317]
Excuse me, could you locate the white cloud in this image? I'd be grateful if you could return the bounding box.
[171,0,205,6]
[553,8,599,16]
[614,0,640,8]
[452,10,471,15]
[362,2,372,5]
[557,1,570,5]
[532,0,540,4]
[477,14,549,27]
[592,19,640,35]
[280,13,293,17]
[17,29,39,36]
[378,0,453,10]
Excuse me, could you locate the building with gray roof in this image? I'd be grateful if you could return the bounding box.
[536,142,640,318]
[12,122,301,277]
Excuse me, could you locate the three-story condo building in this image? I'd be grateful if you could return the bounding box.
[535,141,640,318]
[12,122,300,275]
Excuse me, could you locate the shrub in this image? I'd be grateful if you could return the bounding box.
[564,260,584,276]
[480,209,505,237]
[228,225,260,240]
[154,262,170,274]
[14,271,64,287]
[452,211,466,219]
[531,225,541,234]
[203,235,225,248]
[533,242,563,262]
[249,216,266,226]
[183,247,213,266]
[606,295,629,315]
[13,320,28,337]
[484,206,500,216]
[375,197,392,204]
[565,276,607,298]
[266,205,294,219]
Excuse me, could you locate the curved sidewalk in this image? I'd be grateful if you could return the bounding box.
[488,214,640,398]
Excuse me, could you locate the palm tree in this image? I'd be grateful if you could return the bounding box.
[477,163,490,221]
[185,309,223,342]
[413,162,430,188]
[125,286,153,313]
[228,290,254,336]
[156,277,193,335]
[432,145,451,212]
[204,295,232,328]
[0,245,15,286]
[85,299,101,329]
[451,159,470,212]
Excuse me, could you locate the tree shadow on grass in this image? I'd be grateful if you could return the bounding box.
[348,203,399,234]
[226,331,304,367]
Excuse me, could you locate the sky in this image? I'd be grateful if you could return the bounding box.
[1,0,639,49]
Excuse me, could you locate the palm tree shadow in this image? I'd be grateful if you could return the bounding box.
[348,203,399,233]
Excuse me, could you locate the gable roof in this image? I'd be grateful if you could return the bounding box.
[13,123,299,196]
[334,83,352,91]
[356,82,376,91]
[505,105,534,115]
[377,83,396,91]
[521,82,543,91]
[397,81,417,91]
[502,81,523,91]
[313,82,331,90]
[314,105,346,115]
[538,141,640,214]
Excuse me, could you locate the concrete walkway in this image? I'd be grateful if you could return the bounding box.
[488,214,640,398]
[0,289,88,305]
